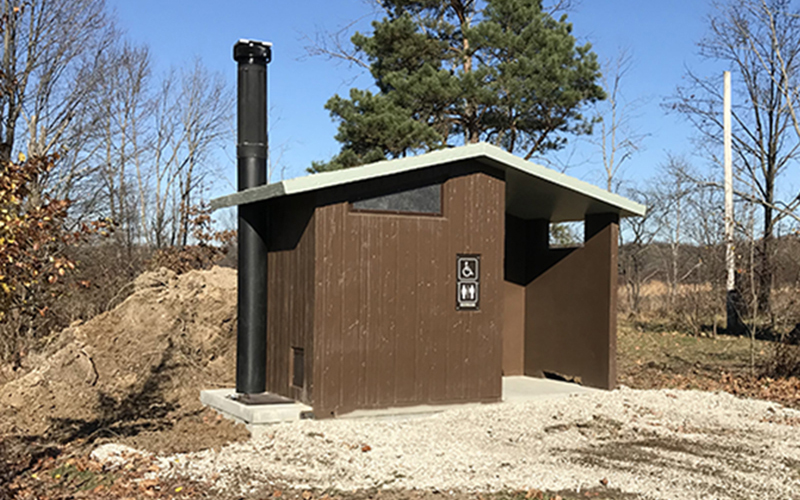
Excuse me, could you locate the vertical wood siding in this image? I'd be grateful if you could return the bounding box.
[524,219,618,389]
[313,171,505,416]
[265,199,316,403]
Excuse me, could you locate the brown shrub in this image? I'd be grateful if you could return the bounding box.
[0,155,98,364]
[147,244,229,275]
[0,241,151,365]
[761,323,800,378]
[762,343,800,378]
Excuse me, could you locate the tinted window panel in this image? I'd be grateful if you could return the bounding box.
[352,183,441,214]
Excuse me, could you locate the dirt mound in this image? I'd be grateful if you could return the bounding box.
[0,266,249,453]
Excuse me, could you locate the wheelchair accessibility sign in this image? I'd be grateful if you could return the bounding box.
[457,255,480,310]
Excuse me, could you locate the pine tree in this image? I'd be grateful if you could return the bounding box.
[312,0,604,172]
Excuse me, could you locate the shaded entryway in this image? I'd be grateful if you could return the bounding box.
[503,214,619,389]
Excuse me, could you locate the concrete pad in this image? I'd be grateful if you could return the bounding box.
[201,377,597,432]
[200,389,312,436]
[502,376,598,402]
[340,377,597,420]
[341,402,484,421]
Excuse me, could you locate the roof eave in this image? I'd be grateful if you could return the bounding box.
[209,143,646,218]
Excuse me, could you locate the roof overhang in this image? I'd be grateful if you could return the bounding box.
[211,143,646,222]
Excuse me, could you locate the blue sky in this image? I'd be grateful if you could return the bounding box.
[107,0,719,197]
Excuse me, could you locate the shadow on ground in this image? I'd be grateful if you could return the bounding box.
[560,435,772,498]
[0,340,186,498]
[46,340,182,444]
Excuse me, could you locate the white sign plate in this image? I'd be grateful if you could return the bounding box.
[456,255,480,310]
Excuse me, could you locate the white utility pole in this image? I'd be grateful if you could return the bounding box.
[724,71,739,333]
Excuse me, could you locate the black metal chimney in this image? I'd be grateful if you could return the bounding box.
[234,39,271,396]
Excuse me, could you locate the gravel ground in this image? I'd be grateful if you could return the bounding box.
[152,388,800,500]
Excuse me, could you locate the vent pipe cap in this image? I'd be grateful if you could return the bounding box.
[234,39,272,64]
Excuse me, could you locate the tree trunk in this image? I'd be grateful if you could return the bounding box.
[2,0,18,159]
[758,202,773,316]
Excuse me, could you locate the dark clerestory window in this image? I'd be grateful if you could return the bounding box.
[351,183,442,215]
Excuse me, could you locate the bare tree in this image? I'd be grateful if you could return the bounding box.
[593,49,647,193]
[91,43,151,248]
[143,61,232,248]
[175,60,232,247]
[0,0,115,164]
[51,46,233,251]
[657,156,699,306]
[619,186,662,315]
[746,0,800,146]
[621,154,729,333]
[148,73,182,248]
[0,0,236,262]
[668,0,800,316]
[301,15,373,70]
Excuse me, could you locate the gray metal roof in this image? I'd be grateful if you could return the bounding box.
[211,142,646,221]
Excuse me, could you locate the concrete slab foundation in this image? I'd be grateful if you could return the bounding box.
[200,389,312,436]
[201,377,597,435]
[502,376,598,402]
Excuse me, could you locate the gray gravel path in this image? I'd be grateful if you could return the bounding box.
[153,388,800,500]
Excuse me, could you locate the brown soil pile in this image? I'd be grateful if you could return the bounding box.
[0,266,249,454]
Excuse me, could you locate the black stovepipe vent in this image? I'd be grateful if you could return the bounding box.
[233,39,271,395]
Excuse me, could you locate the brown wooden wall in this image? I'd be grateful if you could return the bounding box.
[503,216,548,377]
[523,214,619,389]
[502,281,525,375]
[265,197,316,403]
[312,170,505,417]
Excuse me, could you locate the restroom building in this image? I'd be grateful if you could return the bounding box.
[212,142,646,417]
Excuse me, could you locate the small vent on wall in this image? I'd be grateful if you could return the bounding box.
[291,347,304,388]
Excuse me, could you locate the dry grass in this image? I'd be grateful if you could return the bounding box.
[617,317,768,383]
[619,279,800,340]
[619,281,722,337]
[620,280,714,299]
[617,316,800,408]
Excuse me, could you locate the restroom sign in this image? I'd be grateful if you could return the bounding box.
[457,255,480,310]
